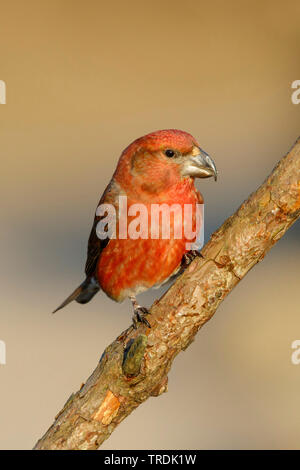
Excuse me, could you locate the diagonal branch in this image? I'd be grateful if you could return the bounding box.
[34,137,300,450]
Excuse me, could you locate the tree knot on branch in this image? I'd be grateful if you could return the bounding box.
[122,334,148,377]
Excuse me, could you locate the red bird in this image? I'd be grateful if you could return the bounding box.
[54,129,217,327]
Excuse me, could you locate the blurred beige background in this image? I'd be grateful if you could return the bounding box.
[0,0,299,449]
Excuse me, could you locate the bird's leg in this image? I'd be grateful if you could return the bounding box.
[129,296,151,329]
[181,250,203,269]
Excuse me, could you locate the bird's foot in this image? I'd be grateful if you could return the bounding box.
[130,296,151,329]
[182,250,203,268]
[132,307,151,329]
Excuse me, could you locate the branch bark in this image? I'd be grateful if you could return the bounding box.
[34,137,300,450]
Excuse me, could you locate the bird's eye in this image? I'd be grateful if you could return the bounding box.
[165,149,175,158]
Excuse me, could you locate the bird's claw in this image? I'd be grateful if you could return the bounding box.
[132,307,151,329]
[182,250,203,268]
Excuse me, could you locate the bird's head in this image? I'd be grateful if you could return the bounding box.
[115,129,217,196]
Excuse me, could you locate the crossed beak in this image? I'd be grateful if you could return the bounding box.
[183,147,218,181]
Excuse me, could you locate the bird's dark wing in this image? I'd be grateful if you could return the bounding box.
[53,182,119,313]
[85,217,110,277]
[85,181,119,277]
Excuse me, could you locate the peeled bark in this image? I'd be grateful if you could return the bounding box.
[34,137,300,450]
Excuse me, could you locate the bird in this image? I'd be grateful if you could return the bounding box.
[53,129,217,327]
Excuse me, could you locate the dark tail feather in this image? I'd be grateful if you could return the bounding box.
[53,277,100,313]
